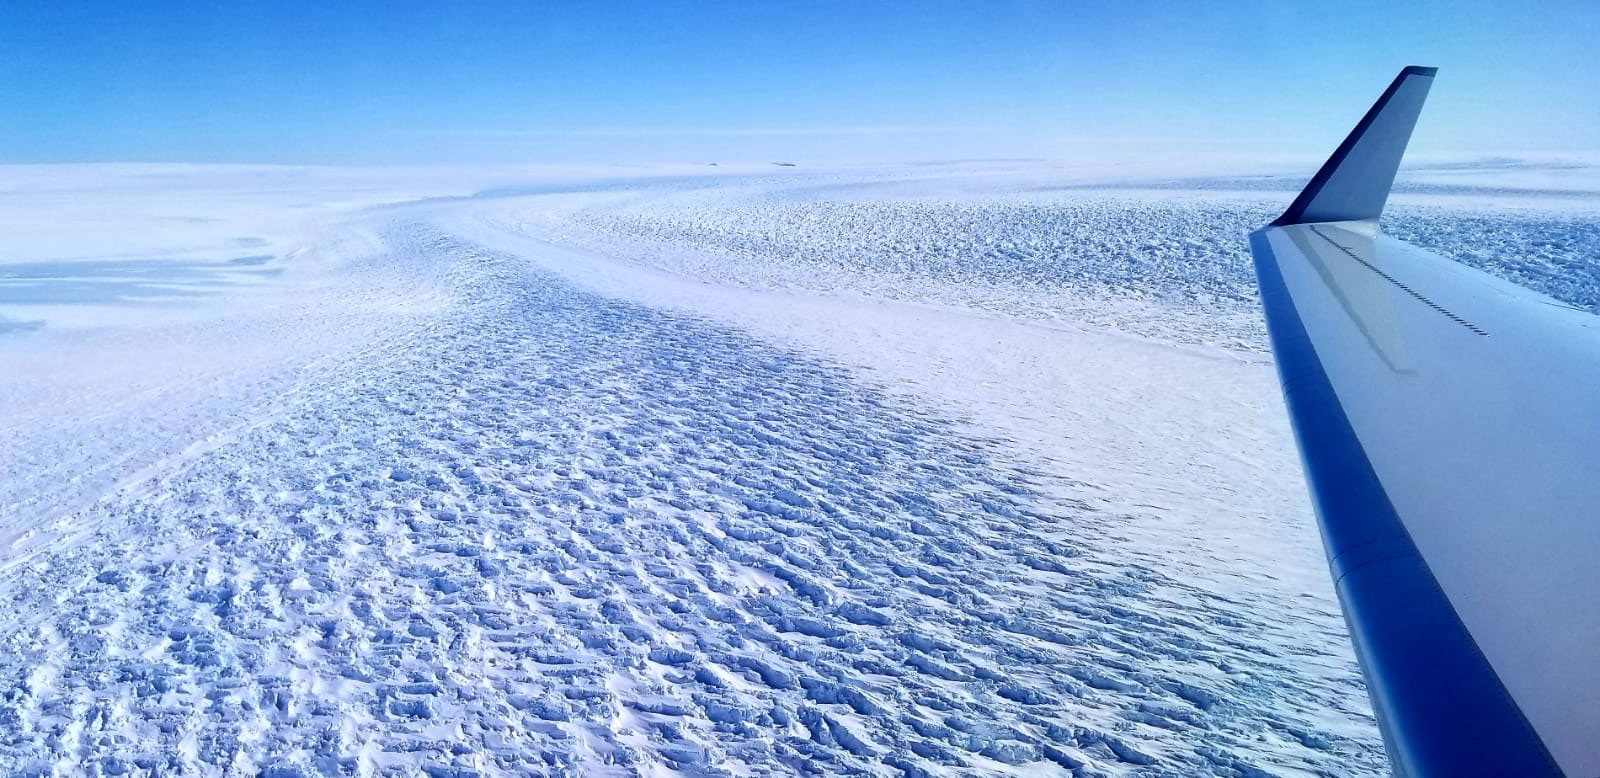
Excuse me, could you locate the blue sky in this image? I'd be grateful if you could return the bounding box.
[3,0,1597,164]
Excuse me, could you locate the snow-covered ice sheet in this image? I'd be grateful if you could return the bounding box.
[485,167,1600,353]
[2,161,1598,776]
[0,164,757,531]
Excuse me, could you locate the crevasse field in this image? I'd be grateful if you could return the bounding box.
[2,160,1598,777]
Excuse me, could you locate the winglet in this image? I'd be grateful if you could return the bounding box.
[1272,66,1437,226]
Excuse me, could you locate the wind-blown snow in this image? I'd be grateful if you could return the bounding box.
[2,160,1597,776]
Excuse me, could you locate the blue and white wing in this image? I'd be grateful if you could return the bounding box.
[1250,66,1600,777]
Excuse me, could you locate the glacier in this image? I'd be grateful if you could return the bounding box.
[2,160,1598,776]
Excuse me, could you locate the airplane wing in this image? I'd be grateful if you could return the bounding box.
[1249,66,1600,777]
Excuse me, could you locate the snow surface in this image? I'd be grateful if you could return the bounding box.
[2,160,1598,776]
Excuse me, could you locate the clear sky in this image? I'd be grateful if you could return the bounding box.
[3,0,1597,165]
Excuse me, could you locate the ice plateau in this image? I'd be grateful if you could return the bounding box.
[2,160,1598,777]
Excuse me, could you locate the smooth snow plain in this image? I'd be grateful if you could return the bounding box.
[2,160,1598,777]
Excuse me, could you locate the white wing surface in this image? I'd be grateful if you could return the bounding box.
[1250,66,1599,777]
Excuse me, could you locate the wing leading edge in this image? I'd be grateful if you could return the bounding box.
[1250,68,1600,776]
